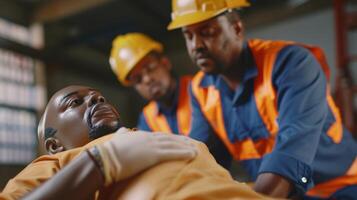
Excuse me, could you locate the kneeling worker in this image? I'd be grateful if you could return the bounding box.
[0,85,275,200]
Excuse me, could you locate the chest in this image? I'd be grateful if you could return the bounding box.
[218,83,273,142]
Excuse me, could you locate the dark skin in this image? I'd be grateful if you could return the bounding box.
[127,52,177,108]
[26,85,121,199]
[182,14,244,89]
[182,14,293,198]
[41,85,120,153]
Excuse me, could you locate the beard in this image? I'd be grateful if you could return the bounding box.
[154,79,176,103]
[197,59,225,75]
[192,52,224,75]
[86,103,122,140]
[88,120,122,140]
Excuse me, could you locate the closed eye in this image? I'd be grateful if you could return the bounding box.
[68,98,83,108]
[201,27,217,37]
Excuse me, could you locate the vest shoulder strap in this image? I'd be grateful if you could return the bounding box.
[143,101,172,133]
[176,76,192,135]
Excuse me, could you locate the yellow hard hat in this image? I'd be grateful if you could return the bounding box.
[167,0,250,30]
[109,33,163,85]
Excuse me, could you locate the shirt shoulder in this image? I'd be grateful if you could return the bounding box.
[273,44,322,83]
[278,45,312,60]
[0,155,61,199]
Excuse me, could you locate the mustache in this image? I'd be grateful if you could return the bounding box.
[86,104,98,129]
[193,49,211,60]
[86,103,118,129]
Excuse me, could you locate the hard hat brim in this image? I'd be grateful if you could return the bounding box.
[167,9,226,30]
[120,43,163,86]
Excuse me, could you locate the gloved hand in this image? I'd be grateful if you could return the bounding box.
[95,127,197,186]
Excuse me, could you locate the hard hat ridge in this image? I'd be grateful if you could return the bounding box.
[167,0,250,30]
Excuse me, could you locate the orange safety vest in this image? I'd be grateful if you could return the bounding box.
[143,76,192,135]
[191,39,354,197]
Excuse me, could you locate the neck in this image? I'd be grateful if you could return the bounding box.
[221,54,244,90]
[157,78,177,108]
[221,75,240,90]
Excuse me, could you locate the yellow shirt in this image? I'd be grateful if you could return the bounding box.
[0,134,277,200]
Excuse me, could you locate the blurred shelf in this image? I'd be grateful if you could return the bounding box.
[0,36,42,60]
[0,103,37,113]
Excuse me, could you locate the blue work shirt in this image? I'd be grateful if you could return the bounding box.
[189,41,357,196]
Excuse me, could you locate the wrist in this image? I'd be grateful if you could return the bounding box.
[86,146,105,185]
[96,143,123,185]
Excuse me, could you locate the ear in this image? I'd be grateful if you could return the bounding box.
[44,137,65,155]
[160,56,172,71]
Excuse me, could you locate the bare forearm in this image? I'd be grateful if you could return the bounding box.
[253,173,293,198]
[24,152,104,200]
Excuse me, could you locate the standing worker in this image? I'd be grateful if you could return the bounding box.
[109,33,231,168]
[168,0,357,199]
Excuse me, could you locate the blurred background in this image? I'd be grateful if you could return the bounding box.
[0,0,356,189]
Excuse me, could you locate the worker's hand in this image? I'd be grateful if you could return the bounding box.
[97,127,197,185]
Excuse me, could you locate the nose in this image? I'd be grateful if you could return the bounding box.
[87,92,105,107]
[192,35,205,51]
[141,73,152,84]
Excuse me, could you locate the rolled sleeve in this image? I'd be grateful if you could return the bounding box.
[259,151,313,194]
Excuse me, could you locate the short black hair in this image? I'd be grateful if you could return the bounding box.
[44,127,57,140]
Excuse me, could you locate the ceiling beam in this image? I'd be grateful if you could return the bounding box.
[31,0,113,23]
[44,0,169,51]
[244,0,331,29]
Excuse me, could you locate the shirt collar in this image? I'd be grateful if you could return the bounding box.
[214,41,257,83]
[199,42,257,86]
[233,41,259,104]
[214,41,258,104]
[198,41,258,103]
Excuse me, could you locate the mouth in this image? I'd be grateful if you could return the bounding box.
[195,57,213,68]
[148,83,161,97]
[87,104,119,128]
[194,52,213,65]
[194,51,210,60]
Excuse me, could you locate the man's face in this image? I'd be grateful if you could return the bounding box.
[44,85,121,150]
[127,53,173,101]
[182,14,243,74]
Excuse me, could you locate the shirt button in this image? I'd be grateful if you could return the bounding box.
[301,177,307,183]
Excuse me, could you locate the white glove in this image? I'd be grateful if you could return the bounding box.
[96,127,197,185]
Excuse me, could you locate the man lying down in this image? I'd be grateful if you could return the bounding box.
[0,85,276,200]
